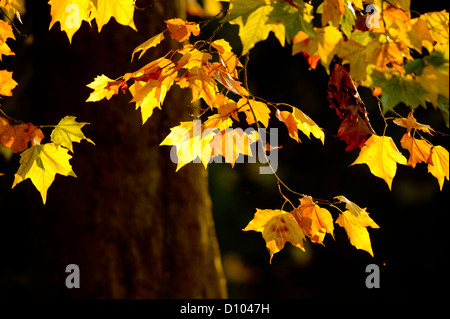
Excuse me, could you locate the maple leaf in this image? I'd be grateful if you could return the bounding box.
[12,143,77,204]
[267,0,315,42]
[223,0,285,54]
[243,208,306,263]
[209,128,258,167]
[127,58,177,123]
[178,66,218,108]
[335,195,369,217]
[160,121,216,171]
[48,0,92,43]
[165,18,200,43]
[176,45,213,71]
[238,98,271,128]
[352,135,407,190]
[131,31,165,62]
[85,74,119,102]
[292,196,334,245]
[276,107,324,144]
[212,93,240,121]
[416,65,449,108]
[0,70,18,96]
[334,39,367,82]
[336,209,379,257]
[365,67,428,113]
[393,110,433,134]
[321,0,345,27]
[211,39,243,78]
[92,0,137,32]
[420,10,449,46]
[0,119,45,153]
[427,145,449,190]
[327,65,375,151]
[50,116,95,152]
[292,25,342,70]
[399,133,432,168]
[0,19,15,60]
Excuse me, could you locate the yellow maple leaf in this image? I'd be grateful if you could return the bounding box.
[48,0,92,43]
[211,39,243,78]
[85,74,117,102]
[179,66,218,108]
[276,107,324,144]
[238,98,271,128]
[12,143,77,204]
[209,128,258,167]
[292,26,342,71]
[416,65,449,108]
[428,145,449,190]
[292,196,334,245]
[0,70,17,96]
[93,0,137,32]
[160,121,215,171]
[336,209,379,257]
[0,19,15,60]
[243,209,306,263]
[131,31,165,62]
[351,135,407,190]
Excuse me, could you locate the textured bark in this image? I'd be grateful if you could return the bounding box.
[26,0,227,298]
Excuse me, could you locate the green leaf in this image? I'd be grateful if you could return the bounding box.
[367,68,428,113]
[438,95,449,128]
[226,2,284,54]
[267,0,315,43]
[12,143,77,204]
[50,116,95,152]
[340,2,356,39]
[221,0,266,24]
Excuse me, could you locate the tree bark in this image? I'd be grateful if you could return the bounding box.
[26,0,227,298]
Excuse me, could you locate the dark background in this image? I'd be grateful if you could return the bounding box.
[0,0,448,299]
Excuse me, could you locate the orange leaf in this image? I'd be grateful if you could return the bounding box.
[243,209,306,263]
[165,18,200,43]
[399,132,433,168]
[178,67,218,108]
[0,119,44,153]
[238,98,271,128]
[292,196,334,245]
[393,110,433,134]
[0,70,18,96]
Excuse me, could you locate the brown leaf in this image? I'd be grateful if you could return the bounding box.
[327,65,375,151]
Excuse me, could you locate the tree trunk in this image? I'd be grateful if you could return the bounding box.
[25,0,227,298]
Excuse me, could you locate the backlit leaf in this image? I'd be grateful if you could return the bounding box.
[427,145,449,190]
[131,31,165,61]
[351,135,407,189]
[399,132,433,168]
[243,208,306,263]
[292,196,334,244]
[336,209,379,257]
[12,143,77,204]
[165,18,200,43]
[0,70,17,96]
[50,116,95,152]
